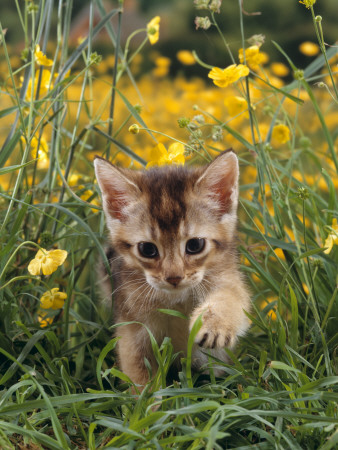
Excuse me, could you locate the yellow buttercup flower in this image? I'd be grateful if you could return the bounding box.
[28,248,68,276]
[128,124,140,134]
[271,124,291,145]
[34,45,53,66]
[323,219,338,254]
[40,288,67,310]
[21,135,49,168]
[299,41,320,57]
[270,62,290,77]
[208,64,250,88]
[68,174,81,187]
[224,96,248,117]
[176,50,196,66]
[146,142,185,168]
[79,187,100,213]
[153,56,171,77]
[37,310,54,327]
[260,297,277,321]
[299,0,316,9]
[147,16,160,45]
[22,70,54,100]
[239,46,268,71]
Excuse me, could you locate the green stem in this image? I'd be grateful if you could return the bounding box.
[310,7,338,102]
[106,5,123,158]
[137,127,211,162]
[321,285,337,329]
[127,37,148,65]
[300,78,338,172]
[0,12,37,232]
[302,199,320,322]
[211,11,235,64]
[0,241,44,281]
[238,0,260,154]
[0,276,49,292]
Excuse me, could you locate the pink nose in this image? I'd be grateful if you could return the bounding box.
[166,276,183,287]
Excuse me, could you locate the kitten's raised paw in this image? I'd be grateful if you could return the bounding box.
[197,330,231,349]
[190,307,237,349]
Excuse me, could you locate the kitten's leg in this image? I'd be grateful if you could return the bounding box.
[190,276,250,353]
[117,323,156,388]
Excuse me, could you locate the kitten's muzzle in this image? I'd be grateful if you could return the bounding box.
[166,276,183,287]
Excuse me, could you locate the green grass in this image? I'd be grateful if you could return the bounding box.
[0,0,337,448]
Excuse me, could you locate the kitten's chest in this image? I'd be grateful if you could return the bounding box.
[145,298,194,353]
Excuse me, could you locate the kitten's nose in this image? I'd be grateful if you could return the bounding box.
[166,276,183,287]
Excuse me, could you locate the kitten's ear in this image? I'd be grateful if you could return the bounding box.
[196,150,239,216]
[94,157,140,220]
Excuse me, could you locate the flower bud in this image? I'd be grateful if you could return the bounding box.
[194,0,210,10]
[193,114,205,125]
[297,187,310,200]
[177,117,191,128]
[128,124,140,134]
[195,16,211,30]
[209,0,222,13]
[299,0,317,9]
[39,232,54,249]
[294,69,304,80]
[247,34,265,47]
[211,126,223,142]
[89,52,102,66]
[299,136,311,148]
[28,3,39,13]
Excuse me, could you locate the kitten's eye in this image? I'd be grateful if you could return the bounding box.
[138,242,159,258]
[186,238,205,255]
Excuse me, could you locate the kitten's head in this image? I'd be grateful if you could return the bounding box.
[94,150,239,296]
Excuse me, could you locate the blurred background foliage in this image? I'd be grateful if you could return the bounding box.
[2,0,338,79]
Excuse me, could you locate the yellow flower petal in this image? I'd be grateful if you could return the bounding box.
[323,235,334,254]
[37,310,53,328]
[24,69,54,100]
[323,219,338,253]
[147,16,160,45]
[299,41,320,57]
[48,249,68,266]
[271,124,291,145]
[270,62,290,77]
[28,257,42,276]
[176,50,196,66]
[208,64,250,88]
[28,248,68,276]
[146,142,185,168]
[147,143,168,167]
[41,259,59,276]
[239,46,267,70]
[34,45,53,66]
[40,294,54,309]
[168,143,185,164]
[40,288,67,310]
[224,96,248,117]
[299,0,316,10]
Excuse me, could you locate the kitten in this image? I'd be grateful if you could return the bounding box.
[94,150,250,387]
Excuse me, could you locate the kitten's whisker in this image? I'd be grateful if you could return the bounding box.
[124,282,151,311]
[113,278,146,296]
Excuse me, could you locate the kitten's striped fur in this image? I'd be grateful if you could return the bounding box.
[94,150,251,387]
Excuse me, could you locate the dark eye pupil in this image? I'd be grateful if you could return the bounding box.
[138,242,158,258]
[186,238,205,254]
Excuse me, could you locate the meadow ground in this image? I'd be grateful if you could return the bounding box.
[0,0,337,448]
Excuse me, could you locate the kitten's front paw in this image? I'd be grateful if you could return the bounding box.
[190,306,237,349]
